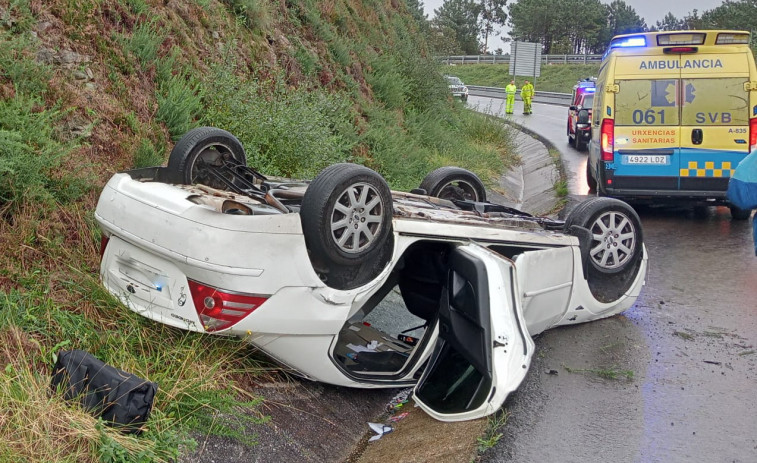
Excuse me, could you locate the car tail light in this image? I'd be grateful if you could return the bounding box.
[601,118,614,161]
[750,118,757,152]
[100,235,110,260]
[188,280,268,332]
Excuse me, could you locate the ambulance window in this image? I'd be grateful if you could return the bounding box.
[615,79,679,126]
[681,78,749,126]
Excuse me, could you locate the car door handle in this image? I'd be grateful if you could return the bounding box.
[692,128,703,145]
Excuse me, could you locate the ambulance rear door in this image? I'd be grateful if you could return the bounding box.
[612,54,682,193]
[678,51,752,195]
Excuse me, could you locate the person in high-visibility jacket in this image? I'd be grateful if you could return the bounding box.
[521,80,535,115]
[505,80,517,114]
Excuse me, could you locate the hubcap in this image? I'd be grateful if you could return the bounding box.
[330,183,384,254]
[437,180,479,201]
[589,211,636,270]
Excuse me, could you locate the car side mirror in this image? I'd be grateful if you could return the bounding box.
[569,105,577,111]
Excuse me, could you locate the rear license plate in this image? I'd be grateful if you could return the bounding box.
[625,155,668,165]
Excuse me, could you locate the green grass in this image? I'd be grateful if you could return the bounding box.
[0,94,85,211]
[441,63,601,93]
[477,410,509,453]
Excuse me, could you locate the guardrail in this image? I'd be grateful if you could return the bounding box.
[467,85,572,106]
[439,54,602,65]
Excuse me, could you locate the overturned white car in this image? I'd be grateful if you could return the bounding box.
[95,127,647,422]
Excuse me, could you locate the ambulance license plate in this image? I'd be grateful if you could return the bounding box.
[626,155,668,165]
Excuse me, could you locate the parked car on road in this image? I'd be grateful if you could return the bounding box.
[567,78,595,151]
[445,75,469,102]
[95,127,647,422]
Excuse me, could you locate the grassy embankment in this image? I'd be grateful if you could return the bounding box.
[441,63,601,93]
[0,0,519,461]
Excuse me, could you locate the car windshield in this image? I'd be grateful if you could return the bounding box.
[446,76,463,85]
[582,95,594,108]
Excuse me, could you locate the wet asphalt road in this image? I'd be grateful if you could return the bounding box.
[470,97,757,462]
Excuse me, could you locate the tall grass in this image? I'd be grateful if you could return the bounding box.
[201,63,358,178]
[155,51,203,141]
[122,21,163,68]
[0,95,83,211]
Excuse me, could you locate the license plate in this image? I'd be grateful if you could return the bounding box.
[625,155,668,165]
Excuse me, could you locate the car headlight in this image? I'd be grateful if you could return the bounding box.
[463,87,468,93]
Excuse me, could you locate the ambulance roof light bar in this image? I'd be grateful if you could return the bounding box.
[657,33,706,46]
[609,36,646,49]
[716,32,750,44]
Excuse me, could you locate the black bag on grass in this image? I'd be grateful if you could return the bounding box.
[50,349,157,434]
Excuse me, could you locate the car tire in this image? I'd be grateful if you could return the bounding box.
[565,197,643,275]
[301,164,393,288]
[167,127,247,186]
[420,166,487,202]
[565,198,644,303]
[730,206,752,220]
[586,162,597,193]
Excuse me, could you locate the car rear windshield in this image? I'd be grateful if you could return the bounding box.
[582,95,594,109]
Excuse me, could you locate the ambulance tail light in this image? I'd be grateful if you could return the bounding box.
[188,280,268,332]
[601,119,614,161]
[749,117,757,152]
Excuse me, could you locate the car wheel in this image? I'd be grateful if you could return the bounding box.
[565,197,643,275]
[167,127,246,187]
[586,162,597,193]
[420,166,487,202]
[730,206,752,220]
[301,164,393,288]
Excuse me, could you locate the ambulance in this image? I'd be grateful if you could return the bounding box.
[587,30,757,219]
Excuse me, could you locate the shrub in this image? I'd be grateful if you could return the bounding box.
[0,95,82,211]
[201,65,358,178]
[122,21,163,67]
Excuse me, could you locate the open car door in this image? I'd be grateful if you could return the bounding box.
[413,244,534,422]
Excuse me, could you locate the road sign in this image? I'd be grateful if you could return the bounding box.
[509,41,542,78]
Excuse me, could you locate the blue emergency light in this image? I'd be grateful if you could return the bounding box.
[611,36,646,48]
